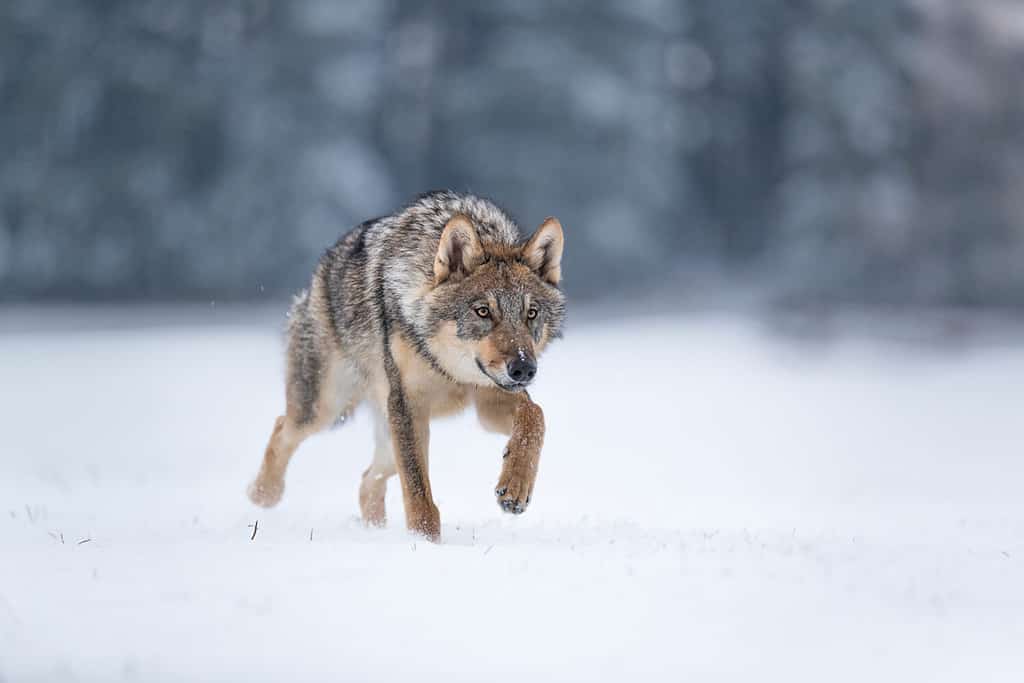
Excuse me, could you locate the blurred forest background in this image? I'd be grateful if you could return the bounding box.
[2,0,1024,308]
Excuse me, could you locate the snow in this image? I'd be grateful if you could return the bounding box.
[2,307,1023,681]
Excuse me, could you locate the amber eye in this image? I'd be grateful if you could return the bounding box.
[475,306,490,318]
[527,308,539,320]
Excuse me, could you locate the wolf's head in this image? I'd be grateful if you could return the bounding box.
[424,214,566,392]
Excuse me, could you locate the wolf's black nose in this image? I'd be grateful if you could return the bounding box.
[507,357,537,383]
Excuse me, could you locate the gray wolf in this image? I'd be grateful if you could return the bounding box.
[247,191,566,541]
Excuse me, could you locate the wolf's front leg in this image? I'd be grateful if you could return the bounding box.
[386,382,440,541]
[477,389,545,515]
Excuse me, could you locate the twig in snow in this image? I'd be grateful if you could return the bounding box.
[248,520,259,541]
[309,528,314,542]
[1002,551,1011,558]
[77,538,92,545]
[484,545,494,555]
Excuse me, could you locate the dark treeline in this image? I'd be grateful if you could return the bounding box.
[2,0,1023,306]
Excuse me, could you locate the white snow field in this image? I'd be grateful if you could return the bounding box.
[2,306,1023,682]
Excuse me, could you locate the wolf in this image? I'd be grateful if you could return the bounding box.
[247,191,566,542]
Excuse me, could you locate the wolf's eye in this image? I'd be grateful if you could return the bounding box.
[527,307,539,320]
[475,306,490,318]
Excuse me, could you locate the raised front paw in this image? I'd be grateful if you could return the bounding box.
[495,486,530,514]
[495,455,534,515]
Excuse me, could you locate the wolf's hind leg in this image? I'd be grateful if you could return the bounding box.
[359,408,397,527]
[248,415,313,507]
[248,314,359,508]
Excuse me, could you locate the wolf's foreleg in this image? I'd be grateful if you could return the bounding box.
[384,374,441,542]
[477,389,545,515]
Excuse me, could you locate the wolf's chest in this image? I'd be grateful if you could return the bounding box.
[420,380,472,418]
[387,331,473,418]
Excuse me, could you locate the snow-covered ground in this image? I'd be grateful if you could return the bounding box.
[2,306,1023,682]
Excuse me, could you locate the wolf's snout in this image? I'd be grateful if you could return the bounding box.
[506,357,537,383]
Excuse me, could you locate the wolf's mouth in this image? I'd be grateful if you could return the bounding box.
[475,358,527,392]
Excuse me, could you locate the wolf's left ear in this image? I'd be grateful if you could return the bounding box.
[435,214,485,284]
[523,217,564,286]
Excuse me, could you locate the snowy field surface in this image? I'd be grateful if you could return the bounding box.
[2,306,1023,682]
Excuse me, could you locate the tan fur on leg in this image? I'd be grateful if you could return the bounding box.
[359,412,397,527]
[359,467,388,527]
[477,389,545,514]
[385,334,453,541]
[248,416,306,507]
[391,405,440,540]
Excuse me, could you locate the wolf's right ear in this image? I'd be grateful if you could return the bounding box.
[434,214,485,284]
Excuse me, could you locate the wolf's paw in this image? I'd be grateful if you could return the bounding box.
[247,477,284,508]
[494,474,532,515]
[408,502,441,543]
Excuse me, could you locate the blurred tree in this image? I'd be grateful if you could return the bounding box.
[1,0,1023,307]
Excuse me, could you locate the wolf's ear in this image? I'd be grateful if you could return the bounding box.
[435,214,485,284]
[523,217,564,286]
